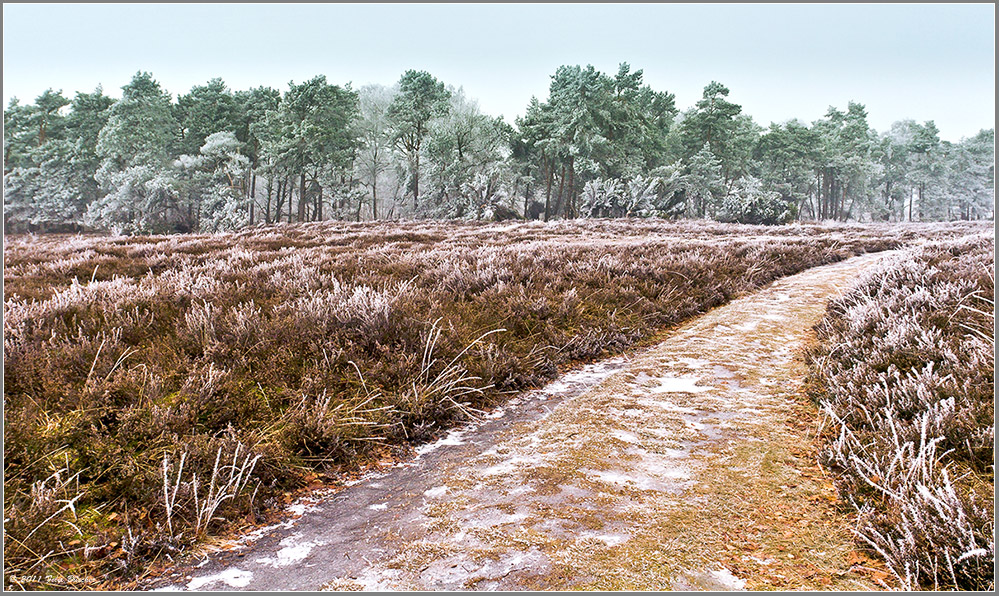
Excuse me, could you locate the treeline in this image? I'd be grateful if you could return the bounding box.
[3,65,994,234]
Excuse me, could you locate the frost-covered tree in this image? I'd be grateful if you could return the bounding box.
[31,89,71,146]
[388,70,451,209]
[720,175,795,225]
[4,98,38,174]
[621,176,661,217]
[259,76,360,222]
[679,82,742,178]
[812,102,880,221]
[581,178,623,218]
[4,141,84,229]
[458,167,517,220]
[174,78,240,156]
[513,63,677,221]
[423,88,511,217]
[647,162,688,217]
[905,120,943,220]
[355,84,399,220]
[946,129,994,221]
[88,72,180,233]
[195,132,251,231]
[756,120,820,220]
[921,130,994,222]
[235,86,281,224]
[684,143,725,218]
[514,96,558,220]
[873,121,916,221]
[4,88,112,231]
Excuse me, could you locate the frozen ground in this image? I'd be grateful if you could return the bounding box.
[148,252,896,591]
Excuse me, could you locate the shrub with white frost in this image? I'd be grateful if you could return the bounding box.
[811,233,994,590]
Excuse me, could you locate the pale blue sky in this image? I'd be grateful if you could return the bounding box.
[2,3,994,141]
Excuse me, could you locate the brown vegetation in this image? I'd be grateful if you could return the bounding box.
[2,219,987,588]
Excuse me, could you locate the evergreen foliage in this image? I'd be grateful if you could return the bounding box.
[3,67,993,233]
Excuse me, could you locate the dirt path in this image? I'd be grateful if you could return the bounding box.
[151,252,896,591]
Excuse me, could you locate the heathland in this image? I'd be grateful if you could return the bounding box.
[810,234,994,590]
[2,219,992,589]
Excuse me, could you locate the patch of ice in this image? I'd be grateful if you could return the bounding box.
[288,502,320,516]
[480,454,543,476]
[677,357,710,369]
[255,534,324,568]
[583,531,630,547]
[483,407,506,420]
[761,313,786,321]
[611,429,639,443]
[588,456,690,490]
[423,486,449,498]
[709,566,747,590]
[591,470,632,486]
[187,568,253,590]
[649,376,713,394]
[368,503,388,511]
[733,321,759,332]
[506,484,535,496]
[684,418,706,431]
[542,380,571,394]
[541,357,627,396]
[339,566,403,591]
[415,428,467,457]
[237,518,296,545]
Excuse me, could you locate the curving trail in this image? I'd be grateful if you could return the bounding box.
[152,251,897,591]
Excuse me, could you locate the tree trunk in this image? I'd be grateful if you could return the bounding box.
[249,171,256,225]
[265,178,273,225]
[543,158,553,222]
[523,180,531,219]
[553,163,566,220]
[297,173,307,222]
[275,179,284,224]
[412,151,420,210]
[570,162,577,218]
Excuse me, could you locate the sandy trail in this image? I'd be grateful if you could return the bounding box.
[152,252,895,591]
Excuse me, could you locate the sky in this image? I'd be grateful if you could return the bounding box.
[2,3,994,142]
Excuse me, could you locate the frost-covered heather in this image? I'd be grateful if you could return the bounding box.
[810,232,995,590]
[1,219,988,587]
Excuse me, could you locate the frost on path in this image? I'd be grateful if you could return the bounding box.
[153,253,893,591]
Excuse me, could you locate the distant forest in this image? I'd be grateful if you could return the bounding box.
[3,64,994,234]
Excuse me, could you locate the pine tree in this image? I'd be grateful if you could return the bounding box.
[388,71,451,209]
[88,72,180,233]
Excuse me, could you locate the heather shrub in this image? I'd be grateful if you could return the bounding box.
[810,233,995,590]
[3,219,988,587]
